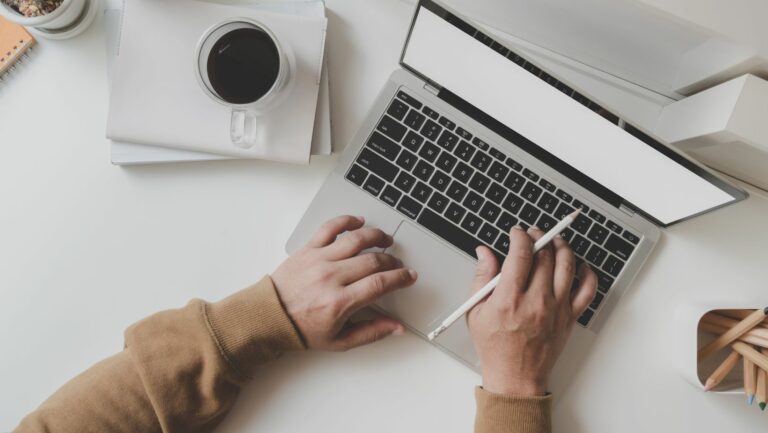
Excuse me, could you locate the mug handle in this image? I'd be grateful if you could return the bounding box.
[230,109,258,149]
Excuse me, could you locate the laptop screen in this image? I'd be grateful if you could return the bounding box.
[400,1,744,226]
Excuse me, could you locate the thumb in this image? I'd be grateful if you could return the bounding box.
[470,246,499,296]
[334,313,405,351]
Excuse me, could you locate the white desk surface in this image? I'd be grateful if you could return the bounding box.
[2,1,768,432]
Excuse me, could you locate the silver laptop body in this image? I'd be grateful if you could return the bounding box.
[287,0,745,391]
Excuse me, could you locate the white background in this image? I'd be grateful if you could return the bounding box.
[2,1,768,432]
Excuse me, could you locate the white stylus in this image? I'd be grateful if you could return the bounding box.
[427,209,582,341]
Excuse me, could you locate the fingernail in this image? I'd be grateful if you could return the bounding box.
[393,325,406,336]
[512,225,523,231]
[356,216,365,224]
[408,269,418,280]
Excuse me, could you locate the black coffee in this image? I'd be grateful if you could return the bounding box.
[207,27,280,105]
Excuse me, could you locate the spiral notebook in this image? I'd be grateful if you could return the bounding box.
[0,15,35,82]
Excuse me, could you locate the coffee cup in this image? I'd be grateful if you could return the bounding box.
[195,19,292,149]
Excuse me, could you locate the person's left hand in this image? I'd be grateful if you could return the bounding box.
[271,215,417,351]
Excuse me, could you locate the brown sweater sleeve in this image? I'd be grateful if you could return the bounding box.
[13,276,305,433]
[475,387,552,433]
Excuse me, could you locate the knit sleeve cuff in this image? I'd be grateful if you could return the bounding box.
[474,386,552,433]
[203,276,306,378]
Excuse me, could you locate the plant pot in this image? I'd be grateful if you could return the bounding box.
[0,0,99,40]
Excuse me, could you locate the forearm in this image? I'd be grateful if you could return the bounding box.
[475,387,552,433]
[13,276,305,433]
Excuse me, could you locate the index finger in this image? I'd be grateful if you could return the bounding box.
[307,215,365,248]
[491,226,534,304]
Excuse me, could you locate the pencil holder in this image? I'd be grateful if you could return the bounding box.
[676,303,753,393]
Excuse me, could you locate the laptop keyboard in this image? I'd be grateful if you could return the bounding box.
[345,90,640,327]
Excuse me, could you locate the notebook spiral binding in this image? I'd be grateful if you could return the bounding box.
[0,16,36,84]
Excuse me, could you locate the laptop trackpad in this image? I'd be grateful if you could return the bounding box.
[377,220,477,342]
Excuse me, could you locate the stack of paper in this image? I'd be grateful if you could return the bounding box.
[105,0,331,165]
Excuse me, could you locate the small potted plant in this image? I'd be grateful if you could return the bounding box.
[0,0,99,39]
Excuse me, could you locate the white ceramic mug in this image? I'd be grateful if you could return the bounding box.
[195,18,292,149]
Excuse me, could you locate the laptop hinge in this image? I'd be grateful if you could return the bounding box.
[619,203,636,217]
[423,82,440,95]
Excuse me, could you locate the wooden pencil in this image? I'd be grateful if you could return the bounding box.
[698,308,768,360]
[733,341,768,372]
[699,321,768,349]
[704,350,741,391]
[744,355,758,405]
[720,309,768,327]
[757,349,767,410]
[701,313,768,340]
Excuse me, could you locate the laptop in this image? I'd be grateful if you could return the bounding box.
[287,0,747,385]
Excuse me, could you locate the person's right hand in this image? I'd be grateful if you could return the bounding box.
[467,226,597,396]
[271,215,417,352]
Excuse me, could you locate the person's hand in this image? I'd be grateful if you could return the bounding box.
[467,226,597,396]
[271,215,417,351]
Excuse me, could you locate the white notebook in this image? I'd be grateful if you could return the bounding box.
[107,0,327,164]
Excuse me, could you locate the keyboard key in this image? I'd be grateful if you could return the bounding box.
[519,203,541,225]
[469,172,492,194]
[397,195,423,219]
[396,149,418,171]
[412,160,434,182]
[502,194,524,214]
[377,115,407,142]
[503,172,525,193]
[472,137,490,150]
[577,309,594,326]
[418,141,440,163]
[470,152,492,172]
[381,185,402,207]
[497,212,517,232]
[402,131,423,152]
[454,140,476,162]
[570,234,591,255]
[495,233,510,253]
[572,199,590,213]
[452,162,474,183]
[480,202,502,223]
[537,192,559,214]
[554,202,575,219]
[478,223,500,244]
[447,181,468,202]
[606,220,622,234]
[363,175,385,196]
[605,234,634,261]
[404,110,426,130]
[427,192,449,213]
[590,291,605,310]
[489,148,505,161]
[536,214,557,231]
[412,181,433,203]
[367,131,400,160]
[421,105,439,119]
[394,171,416,193]
[588,209,606,224]
[418,209,482,258]
[463,191,485,213]
[538,178,556,192]
[585,245,608,267]
[485,182,507,204]
[587,224,609,245]
[555,189,573,202]
[438,116,456,130]
[397,91,422,109]
[357,148,398,182]
[521,182,543,203]
[420,119,442,141]
[461,213,483,234]
[522,168,539,182]
[456,127,472,140]
[603,255,624,277]
[488,161,510,183]
[571,214,592,234]
[429,170,451,192]
[593,268,615,293]
[437,130,459,151]
[435,152,458,176]
[346,164,368,186]
[505,157,523,171]
[387,99,409,121]
[622,230,640,245]
[445,202,466,224]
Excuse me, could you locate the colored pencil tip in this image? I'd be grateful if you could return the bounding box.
[760,402,766,411]
[747,394,755,405]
